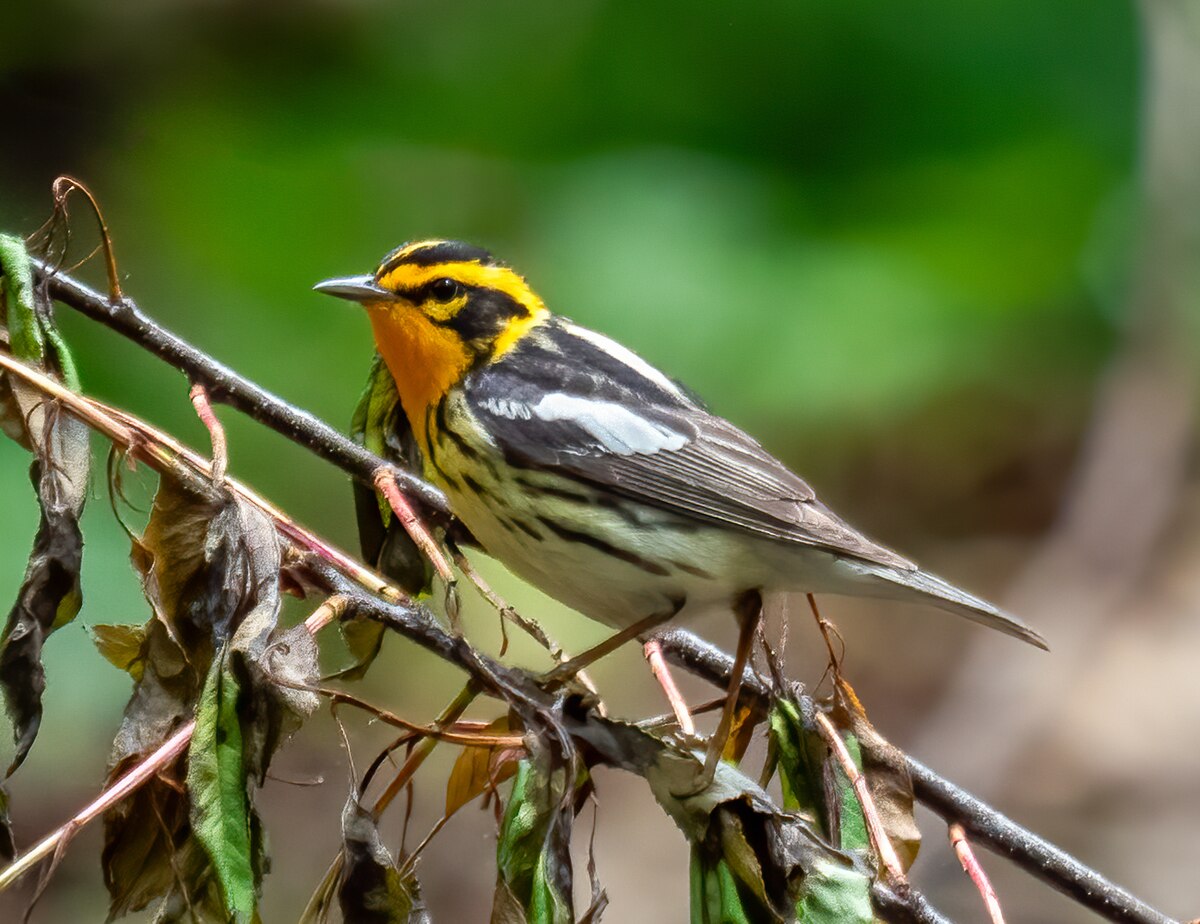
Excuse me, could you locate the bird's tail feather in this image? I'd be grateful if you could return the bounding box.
[839,560,1048,650]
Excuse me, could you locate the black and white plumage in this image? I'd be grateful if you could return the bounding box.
[447,319,1042,647]
[317,241,1047,649]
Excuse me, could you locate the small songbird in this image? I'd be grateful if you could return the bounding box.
[316,240,1046,672]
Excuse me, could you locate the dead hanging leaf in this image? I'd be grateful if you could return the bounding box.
[133,476,280,664]
[101,619,200,918]
[231,605,319,786]
[0,233,91,775]
[338,791,431,924]
[721,701,759,765]
[90,623,149,680]
[831,681,921,871]
[102,474,305,921]
[444,716,522,818]
[330,613,387,683]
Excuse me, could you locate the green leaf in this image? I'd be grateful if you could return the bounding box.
[768,700,827,827]
[493,754,573,924]
[795,857,875,923]
[766,697,880,923]
[188,650,258,923]
[351,353,404,470]
[0,232,44,364]
[834,733,868,854]
[689,851,756,924]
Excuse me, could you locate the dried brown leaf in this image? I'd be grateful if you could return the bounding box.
[445,717,519,818]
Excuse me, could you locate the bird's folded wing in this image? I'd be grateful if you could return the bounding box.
[465,361,915,572]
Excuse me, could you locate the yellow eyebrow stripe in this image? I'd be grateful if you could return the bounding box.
[376,261,547,315]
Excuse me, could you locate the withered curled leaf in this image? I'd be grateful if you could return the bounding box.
[338,791,431,924]
[0,232,91,774]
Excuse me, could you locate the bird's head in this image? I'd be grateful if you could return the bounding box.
[316,239,548,423]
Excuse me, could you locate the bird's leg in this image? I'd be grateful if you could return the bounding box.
[642,635,696,736]
[700,589,762,786]
[541,599,684,690]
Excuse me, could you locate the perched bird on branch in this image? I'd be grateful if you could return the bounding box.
[317,240,1046,768]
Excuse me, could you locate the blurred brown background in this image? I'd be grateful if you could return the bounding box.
[0,1,1196,921]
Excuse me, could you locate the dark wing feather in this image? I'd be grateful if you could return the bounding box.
[466,322,916,572]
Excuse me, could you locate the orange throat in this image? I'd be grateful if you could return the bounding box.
[368,304,472,454]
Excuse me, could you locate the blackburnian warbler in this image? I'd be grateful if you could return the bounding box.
[316,240,1046,654]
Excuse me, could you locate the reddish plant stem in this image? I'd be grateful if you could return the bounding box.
[950,823,1006,924]
[813,711,909,892]
[188,382,228,484]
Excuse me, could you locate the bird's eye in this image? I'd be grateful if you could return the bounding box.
[428,278,461,302]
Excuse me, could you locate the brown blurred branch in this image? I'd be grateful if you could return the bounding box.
[913,0,1200,791]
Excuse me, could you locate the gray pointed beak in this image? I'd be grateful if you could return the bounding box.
[312,275,391,302]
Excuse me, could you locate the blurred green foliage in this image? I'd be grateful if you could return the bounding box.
[0,0,1139,919]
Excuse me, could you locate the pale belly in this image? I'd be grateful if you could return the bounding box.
[429,432,846,631]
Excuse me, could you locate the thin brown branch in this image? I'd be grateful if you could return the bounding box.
[0,721,195,893]
[31,256,450,516]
